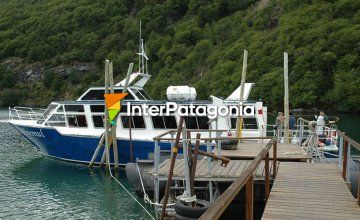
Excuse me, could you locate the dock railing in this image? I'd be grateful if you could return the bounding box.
[337,130,360,206]
[199,138,277,220]
[153,130,277,219]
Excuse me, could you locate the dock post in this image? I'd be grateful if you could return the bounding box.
[104,60,111,170]
[160,117,184,220]
[154,140,160,219]
[108,62,119,169]
[190,133,201,197]
[246,175,254,220]
[283,52,290,144]
[273,140,277,178]
[236,49,248,141]
[206,140,214,202]
[182,128,192,197]
[265,152,270,202]
[342,140,348,180]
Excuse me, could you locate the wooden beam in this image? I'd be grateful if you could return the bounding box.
[109,62,119,169]
[236,49,248,140]
[342,140,348,180]
[265,152,270,202]
[246,175,254,220]
[104,60,111,169]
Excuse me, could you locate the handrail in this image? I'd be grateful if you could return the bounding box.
[336,130,360,206]
[337,130,360,151]
[199,138,277,220]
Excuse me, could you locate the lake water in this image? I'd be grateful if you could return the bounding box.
[0,110,154,219]
[0,109,359,219]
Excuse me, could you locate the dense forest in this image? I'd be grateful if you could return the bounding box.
[0,0,359,112]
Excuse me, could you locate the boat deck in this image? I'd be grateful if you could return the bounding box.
[215,143,312,162]
[262,162,359,220]
[154,159,278,182]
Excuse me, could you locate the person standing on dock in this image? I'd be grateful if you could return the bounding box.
[315,110,328,135]
[289,112,296,130]
[274,112,284,133]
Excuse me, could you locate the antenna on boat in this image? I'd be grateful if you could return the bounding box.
[138,20,141,73]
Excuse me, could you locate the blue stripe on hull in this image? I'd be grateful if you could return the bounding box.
[11,124,173,164]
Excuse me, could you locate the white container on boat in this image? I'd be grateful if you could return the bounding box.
[166,86,197,101]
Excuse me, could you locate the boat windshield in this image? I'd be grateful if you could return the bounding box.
[37,104,58,124]
[79,89,135,101]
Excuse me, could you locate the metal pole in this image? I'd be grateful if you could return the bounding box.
[182,128,192,197]
[284,52,290,144]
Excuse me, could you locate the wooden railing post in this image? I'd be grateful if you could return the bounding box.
[342,140,348,180]
[265,152,270,202]
[246,176,254,220]
[358,173,360,206]
[273,141,277,178]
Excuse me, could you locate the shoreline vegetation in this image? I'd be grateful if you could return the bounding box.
[0,0,359,113]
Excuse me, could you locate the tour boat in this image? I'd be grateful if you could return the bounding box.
[8,44,268,165]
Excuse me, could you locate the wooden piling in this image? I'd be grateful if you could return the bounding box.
[104,60,111,169]
[236,49,248,141]
[264,152,270,202]
[246,175,254,220]
[342,140,348,180]
[109,62,119,169]
[160,117,184,220]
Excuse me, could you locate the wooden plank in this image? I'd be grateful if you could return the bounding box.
[262,162,359,220]
[218,143,312,161]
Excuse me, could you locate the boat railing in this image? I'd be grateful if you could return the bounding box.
[8,106,46,121]
[337,130,360,205]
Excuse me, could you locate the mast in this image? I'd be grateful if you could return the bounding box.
[138,20,141,73]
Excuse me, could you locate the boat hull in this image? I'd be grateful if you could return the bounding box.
[10,123,171,165]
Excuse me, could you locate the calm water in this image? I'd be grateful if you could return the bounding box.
[0,109,359,219]
[0,110,153,219]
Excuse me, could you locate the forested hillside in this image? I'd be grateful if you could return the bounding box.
[0,0,359,112]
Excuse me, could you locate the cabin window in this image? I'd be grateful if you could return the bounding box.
[57,105,64,112]
[64,105,84,112]
[46,114,66,127]
[43,104,58,118]
[184,116,209,129]
[230,118,258,129]
[132,89,145,100]
[164,116,177,129]
[185,117,198,129]
[92,115,104,128]
[67,115,87,127]
[138,90,152,100]
[81,89,135,100]
[121,116,145,129]
[197,116,209,129]
[90,105,105,113]
[152,116,165,129]
[152,116,177,129]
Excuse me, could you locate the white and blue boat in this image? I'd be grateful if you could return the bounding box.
[8,41,268,165]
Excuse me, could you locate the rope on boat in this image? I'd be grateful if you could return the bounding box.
[136,163,176,207]
[107,164,156,220]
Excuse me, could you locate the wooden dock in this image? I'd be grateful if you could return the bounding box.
[262,162,359,220]
[216,143,311,162]
[154,159,278,182]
